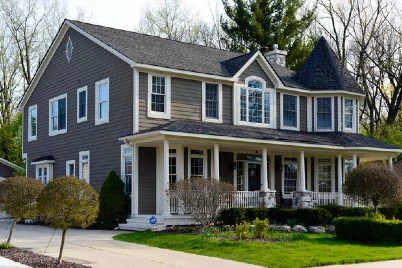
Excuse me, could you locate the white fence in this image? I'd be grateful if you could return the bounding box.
[312,192,357,207]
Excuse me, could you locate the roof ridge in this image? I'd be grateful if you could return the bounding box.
[67,20,241,56]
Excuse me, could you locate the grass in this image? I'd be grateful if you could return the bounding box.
[114,231,402,268]
[0,242,14,249]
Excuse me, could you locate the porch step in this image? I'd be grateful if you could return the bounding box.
[119,215,195,231]
[119,222,166,231]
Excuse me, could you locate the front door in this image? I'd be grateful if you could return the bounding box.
[247,163,261,191]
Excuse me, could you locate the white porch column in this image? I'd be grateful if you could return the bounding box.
[213,144,220,180]
[306,157,311,191]
[261,148,269,191]
[163,140,170,215]
[352,153,358,207]
[337,154,343,206]
[132,143,138,218]
[299,151,306,191]
[388,156,394,171]
[269,153,275,190]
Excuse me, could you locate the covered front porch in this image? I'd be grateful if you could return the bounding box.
[118,124,399,230]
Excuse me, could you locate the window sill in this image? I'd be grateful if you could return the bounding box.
[148,112,170,119]
[314,128,335,132]
[238,121,273,128]
[49,129,67,136]
[77,117,87,123]
[28,136,37,142]
[95,118,109,125]
[204,118,222,123]
[343,128,356,133]
[281,126,299,131]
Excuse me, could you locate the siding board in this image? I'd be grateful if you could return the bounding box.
[0,163,16,178]
[239,60,275,88]
[300,96,307,132]
[138,147,157,214]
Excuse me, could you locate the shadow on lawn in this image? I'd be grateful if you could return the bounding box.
[304,234,402,248]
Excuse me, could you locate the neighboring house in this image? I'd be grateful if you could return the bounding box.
[0,157,24,219]
[18,20,401,230]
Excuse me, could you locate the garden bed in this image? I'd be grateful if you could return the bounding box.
[0,248,90,268]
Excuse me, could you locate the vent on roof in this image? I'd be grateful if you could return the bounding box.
[266,44,287,67]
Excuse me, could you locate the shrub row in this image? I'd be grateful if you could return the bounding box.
[334,216,402,243]
[320,204,402,220]
[217,207,332,226]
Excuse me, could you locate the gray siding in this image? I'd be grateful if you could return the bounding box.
[222,84,233,124]
[239,60,275,88]
[276,92,281,129]
[23,28,133,191]
[138,147,156,214]
[219,152,234,184]
[0,163,16,178]
[300,96,307,132]
[139,74,202,131]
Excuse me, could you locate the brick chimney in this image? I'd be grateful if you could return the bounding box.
[262,44,287,67]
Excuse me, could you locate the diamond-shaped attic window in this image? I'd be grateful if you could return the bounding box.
[65,37,73,62]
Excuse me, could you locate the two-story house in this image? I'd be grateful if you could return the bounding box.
[19,20,401,230]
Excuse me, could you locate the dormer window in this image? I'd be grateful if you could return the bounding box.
[239,77,273,127]
[314,97,334,131]
[344,98,355,132]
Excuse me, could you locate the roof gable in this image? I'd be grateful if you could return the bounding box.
[0,157,24,172]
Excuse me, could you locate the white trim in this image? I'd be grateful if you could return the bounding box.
[49,93,68,136]
[343,98,357,133]
[357,99,360,133]
[280,93,300,131]
[77,86,88,123]
[187,148,207,178]
[237,76,274,128]
[338,96,342,132]
[31,160,55,165]
[28,104,38,142]
[282,156,298,198]
[66,160,76,176]
[147,73,171,119]
[121,144,133,193]
[0,157,25,172]
[277,86,366,98]
[132,143,138,217]
[202,82,222,123]
[66,21,136,67]
[95,78,110,125]
[314,157,335,193]
[307,97,312,132]
[133,69,139,133]
[22,153,28,177]
[79,150,90,183]
[35,164,52,185]
[314,96,335,132]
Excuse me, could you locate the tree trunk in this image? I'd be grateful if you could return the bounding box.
[57,229,67,265]
[7,218,17,244]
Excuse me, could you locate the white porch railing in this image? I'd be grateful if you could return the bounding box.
[226,191,260,208]
[312,192,358,207]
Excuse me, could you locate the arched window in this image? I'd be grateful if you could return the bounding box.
[240,77,273,126]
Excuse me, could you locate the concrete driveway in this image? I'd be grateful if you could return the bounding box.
[0,219,261,268]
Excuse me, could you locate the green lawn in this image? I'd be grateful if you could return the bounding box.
[114,231,402,268]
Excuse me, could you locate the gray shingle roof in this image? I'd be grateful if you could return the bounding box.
[133,120,399,150]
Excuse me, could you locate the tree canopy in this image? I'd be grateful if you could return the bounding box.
[221,0,316,70]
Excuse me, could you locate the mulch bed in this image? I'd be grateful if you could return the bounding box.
[0,248,91,268]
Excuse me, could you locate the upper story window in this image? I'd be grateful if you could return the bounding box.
[281,94,299,130]
[49,94,67,136]
[95,78,109,125]
[239,77,273,127]
[344,98,355,131]
[202,82,222,122]
[28,105,37,142]
[315,97,333,131]
[147,74,171,119]
[77,86,87,123]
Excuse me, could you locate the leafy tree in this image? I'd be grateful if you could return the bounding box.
[168,177,235,226]
[38,177,99,265]
[221,0,316,70]
[0,112,23,168]
[343,162,402,211]
[0,176,44,243]
[96,170,127,229]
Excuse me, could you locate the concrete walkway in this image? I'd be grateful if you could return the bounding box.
[0,219,260,268]
[1,219,402,268]
[0,256,31,268]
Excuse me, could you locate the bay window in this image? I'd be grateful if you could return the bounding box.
[344,99,355,131]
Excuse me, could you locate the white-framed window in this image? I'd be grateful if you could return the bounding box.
[66,160,75,177]
[79,151,90,183]
[147,74,171,119]
[283,157,298,196]
[28,105,37,141]
[49,94,67,136]
[239,76,274,127]
[188,149,207,178]
[280,94,299,130]
[344,158,354,182]
[121,145,133,194]
[34,163,53,185]
[343,98,356,132]
[169,149,178,186]
[202,82,222,122]
[95,78,109,125]
[315,158,334,192]
[77,86,87,123]
[315,97,334,131]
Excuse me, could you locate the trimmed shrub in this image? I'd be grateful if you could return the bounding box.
[236,220,250,240]
[320,205,371,219]
[378,205,402,220]
[253,218,269,239]
[96,171,127,229]
[334,216,402,243]
[295,208,332,226]
[217,207,246,225]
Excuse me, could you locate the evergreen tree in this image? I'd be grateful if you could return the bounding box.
[96,171,127,229]
[221,0,315,70]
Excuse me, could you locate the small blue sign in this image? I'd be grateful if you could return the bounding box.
[149,216,157,225]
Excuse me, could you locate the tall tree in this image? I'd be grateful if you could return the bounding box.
[221,0,315,70]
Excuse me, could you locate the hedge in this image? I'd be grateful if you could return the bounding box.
[321,204,402,220]
[217,207,332,226]
[334,216,402,243]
